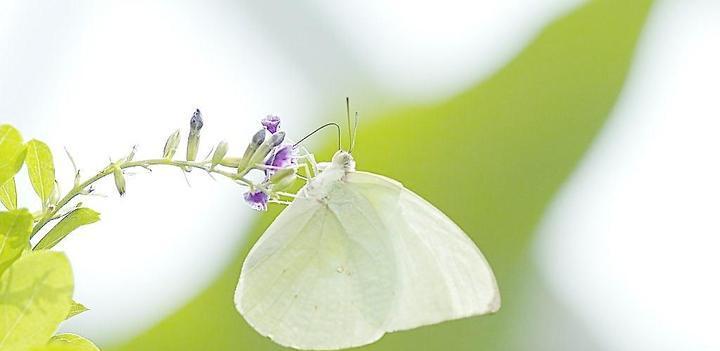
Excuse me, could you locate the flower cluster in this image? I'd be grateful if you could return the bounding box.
[151,111,300,212]
[241,115,298,211]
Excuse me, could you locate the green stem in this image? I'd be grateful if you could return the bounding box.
[30,158,251,239]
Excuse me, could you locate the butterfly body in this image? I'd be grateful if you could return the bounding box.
[236,151,500,350]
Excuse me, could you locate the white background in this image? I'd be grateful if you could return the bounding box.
[3,1,718,350]
[0,0,582,344]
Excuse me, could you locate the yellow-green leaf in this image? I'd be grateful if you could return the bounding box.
[0,209,33,274]
[0,178,17,210]
[0,125,26,187]
[26,139,56,206]
[41,333,100,351]
[66,300,89,320]
[0,251,74,351]
[34,208,100,250]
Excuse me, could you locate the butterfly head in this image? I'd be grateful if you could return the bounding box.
[331,150,355,172]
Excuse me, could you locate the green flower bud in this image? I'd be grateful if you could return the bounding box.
[220,157,241,167]
[186,133,199,161]
[236,129,268,174]
[186,109,203,161]
[163,129,181,159]
[269,167,297,191]
[268,131,286,147]
[211,141,229,169]
[245,131,286,171]
[113,167,126,196]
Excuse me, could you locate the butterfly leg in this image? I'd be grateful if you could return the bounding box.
[275,191,298,199]
[295,162,314,181]
[294,145,319,177]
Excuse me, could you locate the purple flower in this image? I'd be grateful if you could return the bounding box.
[261,115,281,134]
[265,144,296,175]
[244,190,269,211]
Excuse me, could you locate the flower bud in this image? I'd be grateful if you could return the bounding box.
[190,109,204,131]
[269,131,286,147]
[113,167,126,196]
[211,141,229,169]
[221,157,241,167]
[163,129,181,159]
[235,129,266,172]
[251,128,266,146]
[244,129,266,159]
[269,167,297,191]
[186,109,203,161]
[244,132,286,173]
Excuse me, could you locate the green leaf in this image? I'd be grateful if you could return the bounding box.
[0,125,26,187]
[0,178,18,210]
[34,208,100,250]
[0,209,33,274]
[0,251,74,351]
[43,333,100,351]
[66,300,89,320]
[25,139,56,206]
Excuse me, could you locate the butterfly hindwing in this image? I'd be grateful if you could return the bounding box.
[345,172,500,332]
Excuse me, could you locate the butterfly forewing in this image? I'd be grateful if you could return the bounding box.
[236,182,398,350]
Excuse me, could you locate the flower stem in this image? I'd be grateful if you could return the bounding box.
[30,158,251,240]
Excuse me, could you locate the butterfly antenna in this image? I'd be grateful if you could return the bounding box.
[346,97,353,152]
[349,112,360,153]
[293,122,342,151]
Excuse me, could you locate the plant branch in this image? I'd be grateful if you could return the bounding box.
[30,158,252,239]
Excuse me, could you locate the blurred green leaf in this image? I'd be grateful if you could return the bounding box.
[0,178,18,210]
[38,333,100,351]
[113,1,653,350]
[35,208,100,250]
[26,140,56,206]
[0,209,33,274]
[0,125,26,187]
[0,251,74,351]
[66,300,90,320]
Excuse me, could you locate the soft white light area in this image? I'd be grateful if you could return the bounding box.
[536,1,720,350]
[313,0,585,103]
[0,0,584,345]
[0,0,316,343]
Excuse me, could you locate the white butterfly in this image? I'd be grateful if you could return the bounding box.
[235,150,500,350]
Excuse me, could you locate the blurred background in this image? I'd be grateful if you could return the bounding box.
[1,0,719,350]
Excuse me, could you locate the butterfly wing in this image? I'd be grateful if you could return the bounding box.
[345,171,501,332]
[235,183,398,350]
[237,169,499,349]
